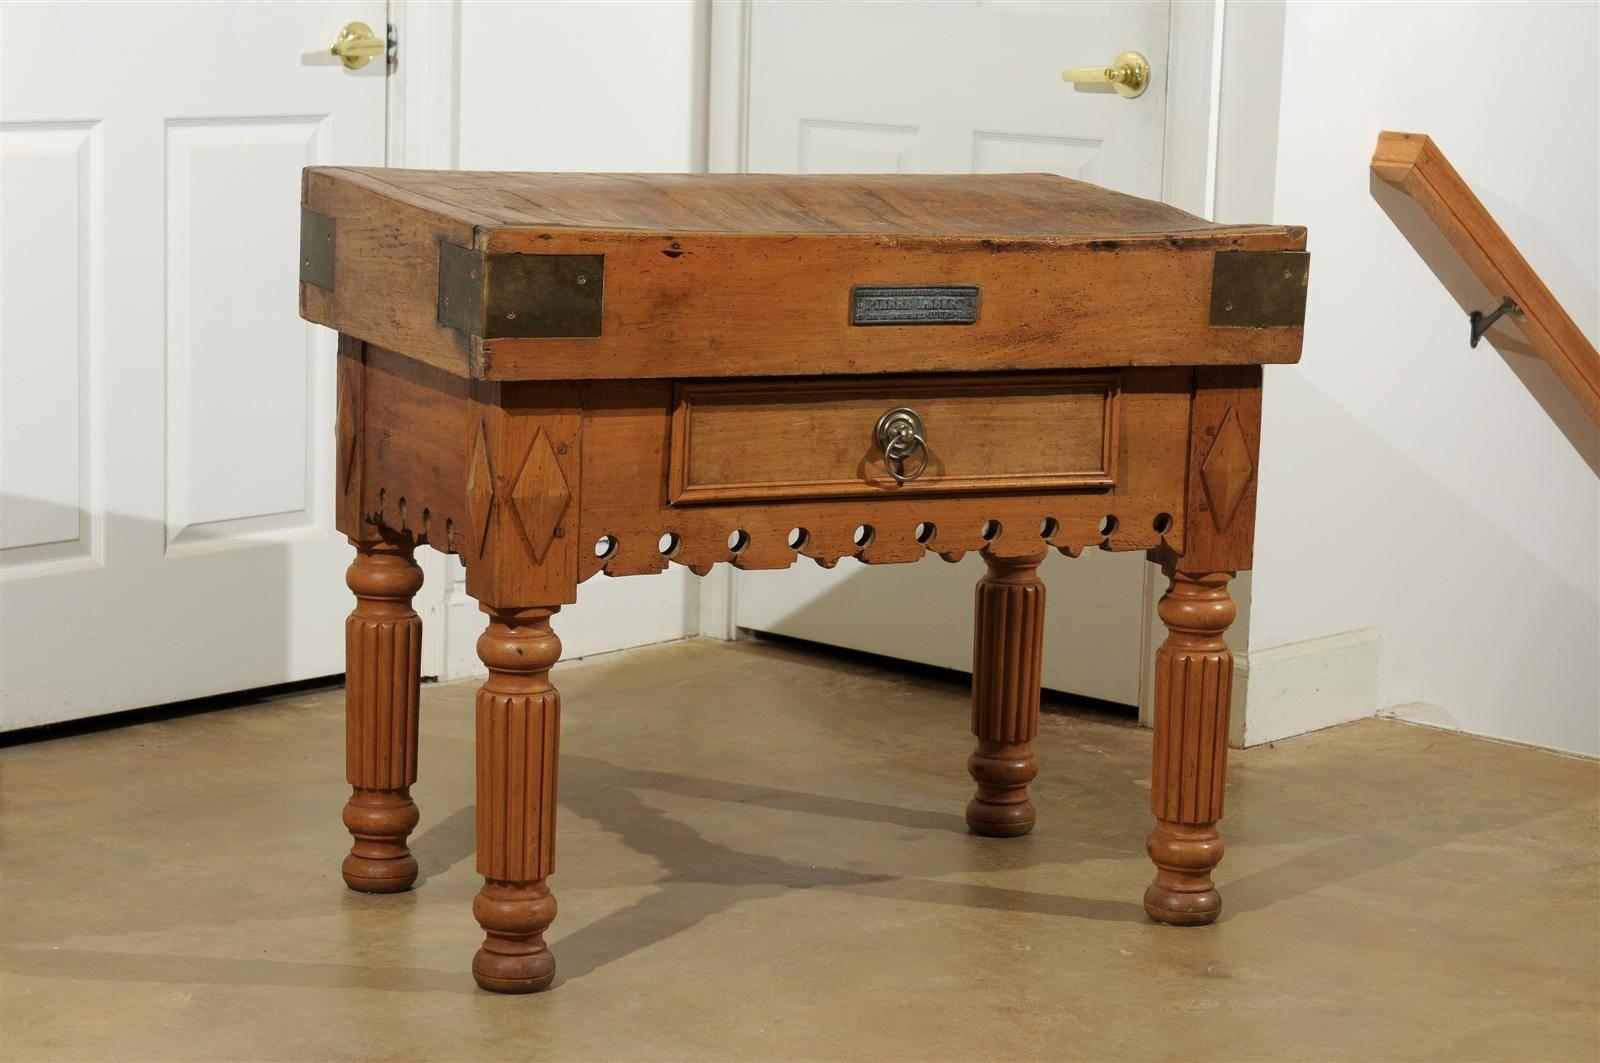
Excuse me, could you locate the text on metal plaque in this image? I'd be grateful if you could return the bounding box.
[851,285,979,326]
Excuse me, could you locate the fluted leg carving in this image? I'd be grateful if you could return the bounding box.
[472,606,562,994]
[1145,567,1236,926]
[967,550,1048,837]
[342,539,424,893]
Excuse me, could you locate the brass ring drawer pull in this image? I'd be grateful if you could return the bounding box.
[874,407,929,484]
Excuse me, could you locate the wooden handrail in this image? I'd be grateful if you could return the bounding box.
[1371,131,1600,426]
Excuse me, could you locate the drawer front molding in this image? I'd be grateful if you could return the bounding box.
[668,373,1118,505]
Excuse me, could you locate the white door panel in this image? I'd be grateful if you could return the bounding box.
[735,0,1171,705]
[749,0,1167,185]
[1,2,386,729]
[2,121,99,568]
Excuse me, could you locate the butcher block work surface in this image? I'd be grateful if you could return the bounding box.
[300,168,1308,381]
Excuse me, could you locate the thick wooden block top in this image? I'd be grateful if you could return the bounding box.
[300,167,1307,381]
[310,168,1285,241]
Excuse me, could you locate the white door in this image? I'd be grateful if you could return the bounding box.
[1,2,387,729]
[730,0,1172,705]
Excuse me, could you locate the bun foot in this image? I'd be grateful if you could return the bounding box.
[342,851,419,893]
[341,789,420,893]
[965,799,1036,837]
[472,881,557,994]
[472,945,556,994]
[966,740,1038,837]
[1143,882,1222,925]
[1144,821,1223,925]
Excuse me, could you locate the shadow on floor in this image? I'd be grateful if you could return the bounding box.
[4,640,1583,998]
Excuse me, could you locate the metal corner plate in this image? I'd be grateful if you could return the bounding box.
[437,240,486,335]
[1209,251,1310,328]
[437,242,604,339]
[299,207,336,291]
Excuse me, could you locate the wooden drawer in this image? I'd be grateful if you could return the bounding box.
[667,373,1117,504]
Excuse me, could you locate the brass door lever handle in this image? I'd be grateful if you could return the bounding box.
[330,21,386,70]
[1061,50,1151,99]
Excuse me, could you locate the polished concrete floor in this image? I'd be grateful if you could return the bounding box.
[2,638,1596,1062]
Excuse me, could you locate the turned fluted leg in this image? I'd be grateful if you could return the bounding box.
[1145,567,1236,925]
[966,550,1048,837]
[471,606,562,994]
[341,539,424,893]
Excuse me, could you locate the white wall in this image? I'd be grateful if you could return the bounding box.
[1245,2,1599,754]
[440,0,713,675]
[456,0,708,172]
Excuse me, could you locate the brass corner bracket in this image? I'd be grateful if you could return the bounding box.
[300,207,337,292]
[1209,251,1310,328]
[437,242,605,340]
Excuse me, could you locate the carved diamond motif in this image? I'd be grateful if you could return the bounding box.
[508,429,571,563]
[337,375,357,495]
[466,422,495,557]
[1200,407,1255,531]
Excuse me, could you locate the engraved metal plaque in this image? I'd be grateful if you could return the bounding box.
[851,285,979,326]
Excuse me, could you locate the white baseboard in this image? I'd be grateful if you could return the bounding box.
[696,567,740,641]
[1379,703,1599,761]
[1380,700,1461,732]
[1235,627,1380,747]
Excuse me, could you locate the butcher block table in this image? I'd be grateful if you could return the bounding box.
[298,167,1308,993]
